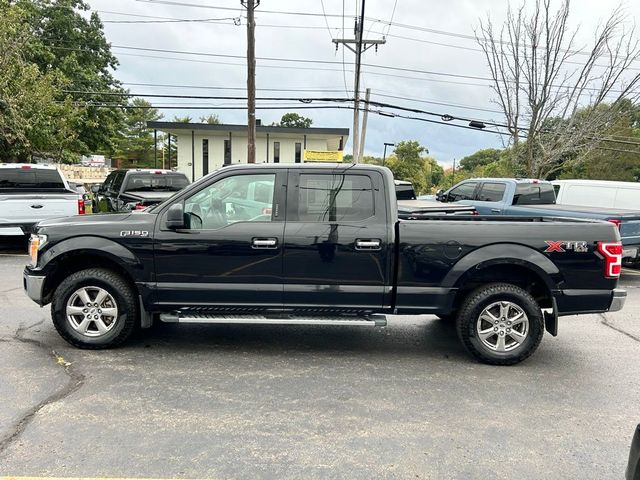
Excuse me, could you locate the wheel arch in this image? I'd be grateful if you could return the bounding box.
[40,237,142,305]
[443,244,561,313]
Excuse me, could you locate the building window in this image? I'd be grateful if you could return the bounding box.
[202,139,209,176]
[224,139,231,165]
[274,141,280,163]
[295,142,302,163]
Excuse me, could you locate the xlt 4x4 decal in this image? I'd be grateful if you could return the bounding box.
[544,240,588,253]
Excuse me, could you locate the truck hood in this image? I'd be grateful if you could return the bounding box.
[37,213,133,229]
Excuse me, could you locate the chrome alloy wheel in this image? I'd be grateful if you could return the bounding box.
[476,301,529,352]
[66,286,119,337]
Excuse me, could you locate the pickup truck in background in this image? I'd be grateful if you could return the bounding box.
[94,168,190,213]
[438,178,640,263]
[24,164,625,365]
[0,163,84,236]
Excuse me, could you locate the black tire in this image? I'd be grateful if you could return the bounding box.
[456,283,544,366]
[51,268,137,349]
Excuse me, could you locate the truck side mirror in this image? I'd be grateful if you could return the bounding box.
[436,189,445,202]
[166,203,185,229]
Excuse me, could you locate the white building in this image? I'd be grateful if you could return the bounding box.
[147,121,349,181]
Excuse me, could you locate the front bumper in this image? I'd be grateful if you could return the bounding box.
[23,270,46,306]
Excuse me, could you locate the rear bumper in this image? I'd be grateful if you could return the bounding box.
[627,424,640,480]
[23,270,46,306]
[555,288,626,315]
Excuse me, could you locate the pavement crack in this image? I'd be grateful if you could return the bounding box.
[0,326,85,455]
[599,314,640,343]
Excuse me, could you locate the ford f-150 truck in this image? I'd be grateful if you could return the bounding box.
[23,164,626,365]
[437,178,640,263]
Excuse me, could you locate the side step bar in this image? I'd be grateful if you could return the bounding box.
[159,312,387,327]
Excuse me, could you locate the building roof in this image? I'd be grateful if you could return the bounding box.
[147,121,349,136]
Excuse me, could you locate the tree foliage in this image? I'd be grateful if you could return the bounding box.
[114,99,163,167]
[276,113,313,128]
[459,148,502,172]
[477,0,640,178]
[379,141,444,194]
[0,3,79,162]
[199,114,221,124]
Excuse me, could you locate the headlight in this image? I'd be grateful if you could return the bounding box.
[28,234,47,267]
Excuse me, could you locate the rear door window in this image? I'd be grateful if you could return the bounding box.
[477,182,506,202]
[0,168,66,191]
[513,183,556,205]
[296,174,374,222]
[447,182,478,202]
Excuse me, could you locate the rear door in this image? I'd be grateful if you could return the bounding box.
[471,181,507,214]
[282,169,391,310]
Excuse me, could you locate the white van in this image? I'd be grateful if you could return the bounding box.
[552,179,640,210]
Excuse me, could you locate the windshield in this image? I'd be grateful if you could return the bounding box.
[123,173,189,192]
[0,168,67,192]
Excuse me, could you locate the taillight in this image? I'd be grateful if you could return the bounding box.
[597,241,622,278]
[607,219,621,230]
[77,198,85,215]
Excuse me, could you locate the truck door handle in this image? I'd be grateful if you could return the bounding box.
[252,237,278,249]
[30,204,43,209]
[491,208,501,213]
[355,239,381,251]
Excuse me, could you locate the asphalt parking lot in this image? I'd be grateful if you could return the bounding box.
[1,238,639,479]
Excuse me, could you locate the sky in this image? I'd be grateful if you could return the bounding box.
[85,0,640,167]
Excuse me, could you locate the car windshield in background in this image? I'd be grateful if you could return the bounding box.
[512,183,556,205]
[124,173,189,192]
[0,168,67,192]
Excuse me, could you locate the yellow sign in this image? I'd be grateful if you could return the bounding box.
[303,150,344,162]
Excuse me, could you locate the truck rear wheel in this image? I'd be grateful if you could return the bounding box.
[51,268,137,349]
[456,283,544,365]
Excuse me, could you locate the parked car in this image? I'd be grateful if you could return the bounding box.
[438,178,640,263]
[628,424,640,480]
[23,164,626,365]
[394,179,417,200]
[553,179,640,210]
[93,169,190,213]
[0,163,84,236]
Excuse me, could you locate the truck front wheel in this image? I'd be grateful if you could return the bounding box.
[51,268,137,349]
[456,283,544,365]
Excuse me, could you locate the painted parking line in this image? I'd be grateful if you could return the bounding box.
[1,478,194,480]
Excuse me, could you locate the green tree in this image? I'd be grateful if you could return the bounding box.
[17,0,126,156]
[173,115,193,123]
[199,114,221,124]
[459,148,503,172]
[0,3,79,162]
[276,112,313,128]
[115,98,163,167]
[384,141,435,194]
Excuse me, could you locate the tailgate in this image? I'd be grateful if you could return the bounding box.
[0,193,78,229]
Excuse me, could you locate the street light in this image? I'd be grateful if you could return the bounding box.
[382,142,395,166]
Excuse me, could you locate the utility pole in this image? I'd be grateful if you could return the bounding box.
[452,158,456,187]
[333,0,385,164]
[382,142,394,166]
[241,0,258,163]
[357,87,370,162]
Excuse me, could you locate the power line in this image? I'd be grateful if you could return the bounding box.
[384,0,399,37]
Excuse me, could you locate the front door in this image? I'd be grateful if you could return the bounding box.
[152,170,286,310]
[282,169,391,311]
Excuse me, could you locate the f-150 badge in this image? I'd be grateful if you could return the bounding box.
[544,240,588,253]
[120,230,149,237]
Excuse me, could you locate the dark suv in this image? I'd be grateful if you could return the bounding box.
[94,169,190,213]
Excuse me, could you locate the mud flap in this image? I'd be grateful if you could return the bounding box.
[544,298,558,337]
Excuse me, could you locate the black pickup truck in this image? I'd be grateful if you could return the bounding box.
[23,164,626,365]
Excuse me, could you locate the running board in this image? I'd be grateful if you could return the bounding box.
[159,312,387,327]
